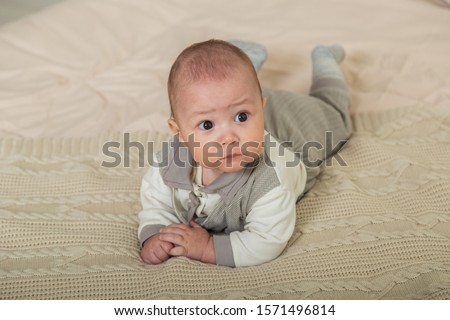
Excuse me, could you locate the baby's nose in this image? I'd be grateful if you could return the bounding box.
[220,130,239,145]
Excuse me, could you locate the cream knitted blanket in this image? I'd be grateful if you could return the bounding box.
[1,106,449,299]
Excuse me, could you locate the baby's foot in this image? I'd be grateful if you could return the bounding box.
[312,45,345,64]
[311,44,346,84]
[229,40,268,72]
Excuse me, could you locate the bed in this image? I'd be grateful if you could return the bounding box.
[1,0,449,299]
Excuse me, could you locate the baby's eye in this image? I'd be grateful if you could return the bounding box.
[199,120,213,130]
[235,112,248,123]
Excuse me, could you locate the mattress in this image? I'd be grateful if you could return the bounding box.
[0,0,449,299]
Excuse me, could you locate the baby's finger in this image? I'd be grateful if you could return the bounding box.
[143,250,162,265]
[189,220,202,228]
[169,246,187,257]
[160,224,189,234]
[160,240,174,253]
[153,247,169,262]
[166,223,190,230]
[159,232,185,247]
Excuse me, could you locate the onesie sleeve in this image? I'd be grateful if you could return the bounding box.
[214,185,297,267]
[137,165,182,247]
[213,234,236,267]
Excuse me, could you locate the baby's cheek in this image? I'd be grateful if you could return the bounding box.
[202,143,222,159]
[242,141,263,157]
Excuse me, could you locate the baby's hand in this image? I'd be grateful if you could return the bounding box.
[159,220,216,264]
[140,234,174,264]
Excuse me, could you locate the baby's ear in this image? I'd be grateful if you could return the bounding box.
[262,96,267,110]
[167,118,180,135]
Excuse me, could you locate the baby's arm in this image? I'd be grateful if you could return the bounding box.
[159,186,297,267]
[138,166,182,264]
[216,186,297,267]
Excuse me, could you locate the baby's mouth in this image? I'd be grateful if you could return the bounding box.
[221,152,242,160]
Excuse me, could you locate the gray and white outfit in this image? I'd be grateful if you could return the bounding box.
[138,45,352,267]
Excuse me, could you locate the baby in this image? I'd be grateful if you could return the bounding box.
[138,39,352,267]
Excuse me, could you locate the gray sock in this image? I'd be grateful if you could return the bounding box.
[311,45,346,84]
[229,40,268,72]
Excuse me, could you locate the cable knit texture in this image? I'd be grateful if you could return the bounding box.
[1,106,449,299]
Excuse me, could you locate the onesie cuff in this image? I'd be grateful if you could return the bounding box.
[213,234,235,267]
[138,224,166,248]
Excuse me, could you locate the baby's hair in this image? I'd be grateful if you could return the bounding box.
[167,39,262,118]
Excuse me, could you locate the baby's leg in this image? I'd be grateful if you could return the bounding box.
[263,45,352,195]
[310,45,351,133]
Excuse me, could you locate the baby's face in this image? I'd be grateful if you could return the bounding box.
[169,67,265,176]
